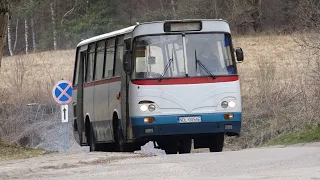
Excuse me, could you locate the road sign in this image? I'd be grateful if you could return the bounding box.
[52,80,72,105]
[61,105,68,123]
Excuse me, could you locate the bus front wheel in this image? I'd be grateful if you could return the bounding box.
[178,139,192,154]
[209,133,224,152]
[164,146,178,154]
[114,120,125,152]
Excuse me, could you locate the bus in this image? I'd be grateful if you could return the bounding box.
[72,19,244,154]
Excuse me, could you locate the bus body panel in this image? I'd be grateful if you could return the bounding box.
[129,80,241,116]
[84,79,122,142]
[71,89,81,144]
[83,85,94,121]
[132,20,231,38]
[128,79,241,140]
[131,113,241,140]
[92,82,110,142]
[108,79,122,120]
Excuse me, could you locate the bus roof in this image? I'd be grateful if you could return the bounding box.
[76,19,231,47]
[77,25,136,47]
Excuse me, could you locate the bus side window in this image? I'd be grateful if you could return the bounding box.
[105,38,115,78]
[114,35,124,77]
[94,40,106,81]
[86,43,95,82]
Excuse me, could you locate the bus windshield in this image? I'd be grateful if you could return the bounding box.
[132,33,236,79]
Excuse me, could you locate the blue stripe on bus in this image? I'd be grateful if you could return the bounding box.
[131,112,242,139]
[131,112,241,126]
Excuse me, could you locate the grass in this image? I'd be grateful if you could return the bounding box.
[263,124,320,146]
[0,50,75,103]
[0,141,46,161]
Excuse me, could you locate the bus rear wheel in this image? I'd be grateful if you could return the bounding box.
[209,133,224,152]
[88,123,106,152]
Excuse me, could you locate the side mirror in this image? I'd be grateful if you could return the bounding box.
[123,51,132,74]
[235,47,244,62]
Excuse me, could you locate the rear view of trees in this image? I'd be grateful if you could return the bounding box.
[3,0,320,55]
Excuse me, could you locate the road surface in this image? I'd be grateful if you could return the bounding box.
[0,143,320,180]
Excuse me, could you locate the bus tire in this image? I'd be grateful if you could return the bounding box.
[165,146,178,154]
[209,133,224,152]
[113,115,125,152]
[178,139,192,154]
[88,123,96,152]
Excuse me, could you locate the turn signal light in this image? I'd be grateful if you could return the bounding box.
[224,114,234,120]
[144,117,155,123]
[116,93,120,100]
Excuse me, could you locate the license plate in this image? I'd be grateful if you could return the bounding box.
[179,116,201,123]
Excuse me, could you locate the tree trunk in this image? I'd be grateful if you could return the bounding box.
[24,19,29,54]
[213,0,219,19]
[13,18,18,52]
[171,0,177,19]
[0,0,9,67]
[251,0,263,32]
[51,3,57,51]
[31,18,36,52]
[7,15,12,56]
[30,0,36,52]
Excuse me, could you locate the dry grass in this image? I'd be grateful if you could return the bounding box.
[0,50,75,104]
[0,141,45,161]
[0,50,75,148]
[234,34,303,95]
[226,33,320,149]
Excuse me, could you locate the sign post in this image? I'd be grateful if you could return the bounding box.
[52,80,72,152]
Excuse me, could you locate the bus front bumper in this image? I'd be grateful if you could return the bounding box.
[131,112,241,140]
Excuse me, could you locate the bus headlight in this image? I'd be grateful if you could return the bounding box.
[140,104,148,112]
[148,104,156,112]
[221,101,229,108]
[228,101,236,108]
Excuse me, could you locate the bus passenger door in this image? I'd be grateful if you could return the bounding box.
[121,38,132,141]
[76,50,86,145]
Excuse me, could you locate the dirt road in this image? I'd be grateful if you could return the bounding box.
[1,143,320,180]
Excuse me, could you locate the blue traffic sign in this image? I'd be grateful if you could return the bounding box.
[52,80,72,104]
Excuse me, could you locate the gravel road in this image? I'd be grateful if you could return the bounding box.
[1,142,320,180]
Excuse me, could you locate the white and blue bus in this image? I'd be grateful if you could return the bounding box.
[72,19,244,154]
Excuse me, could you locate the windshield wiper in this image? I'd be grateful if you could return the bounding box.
[195,50,217,79]
[159,49,174,82]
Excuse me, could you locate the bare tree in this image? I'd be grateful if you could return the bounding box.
[7,15,13,56]
[13,17,18,52]
[212,0,219,19]
[51,2,57,51]
[24,18,29,54]
[30,0,36,52]
[0,0,9,67]
[171,0,177,19]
